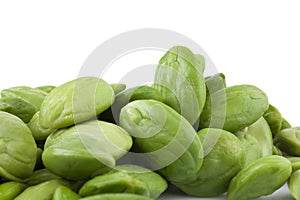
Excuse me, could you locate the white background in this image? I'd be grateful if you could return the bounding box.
[1,1,300,126]
[0,1,299,199]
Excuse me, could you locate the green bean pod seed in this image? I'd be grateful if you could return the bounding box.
[288,169,300,200]
[26,169,62,186]
[119,99,203,184]
[15,179,70,200]
[263,104,282,136]
[0,97,37,123]
[286,157,300,172]
[114,85,164,117]
[99,85,164,124]
[27,112,56,141]
[194,54,205,73]
[199,84,269,132]
[1,86,47,110]
[79,171,150,197]
[245,118,273,157]
[42,120,132,180]
[109,165,168,199]
[274,127,300,156]
[205,73,226,94]
[236,117,273,166]
[39,77,114,129]
[52,185,80,200]
[227,155,292,200]
[0,181,27,200]
[0,111,37,181]
[154,46,206,125]
[174,128,245,197]
[197,73,227,129]
[236,133,262,166]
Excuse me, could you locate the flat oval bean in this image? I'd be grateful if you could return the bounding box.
[79,171,150,197]
[174,128,244,197]
[1,86,47,110]
[286,157,300,172]
[227,155,292,200]
[0,111,37,182]
[154,46,206,125]
[42,120,132,180]
[274,127,300,156]
[0,181,27,200]
[199,84,269,132]
[288,169,300,200]
[109,165,168,199]
[263,104,282,136]
[39,77,114,129]
[119,99,203,184]
[52,185,80,200]
[15,179,70,200]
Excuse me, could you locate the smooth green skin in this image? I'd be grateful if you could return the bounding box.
[236,117,273,160]
[263,104,282,136]
[236,117,273,166]
[109,165,168,199]
[0,111,37,181]
[274,127,300,156]
[236,132,262,166]
[119,99,203,184]
[99,85,164,124]
[174,128,245,197]
[52,185,80,200]
[115,85,164,121]
[205,73,226,94]
[1,86,47,110]
[227,155,292,200]
[79,193,154,200]
[194,54,205,73]
[15,179,70,200]
[25,168,83,191]
[286,157,300,172]
[36,85,56,93]
[79,171,150,197]
[39,77,115,129]
[0,181,27,200]
[27,112,56,141]
[153,46,206,125]
[129,86,164,102]
[199,84,269,132]
[198,73,227,129]
[281,117,292,130]
[110,83,126,95]
[288,169,300,200]
[0,97,37,123]
[26,169,61,186]
[42,120,132,180]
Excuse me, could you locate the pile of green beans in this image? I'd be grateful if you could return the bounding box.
[0,46,299,200]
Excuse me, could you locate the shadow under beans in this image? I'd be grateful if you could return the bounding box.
[158,184,294,200]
